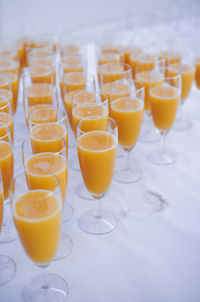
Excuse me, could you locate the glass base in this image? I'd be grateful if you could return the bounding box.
[54,233,73,261]
[79,209,117,235]
[0,255,16,285]
[147,148,177,165]
[23,273,69,302]
[62,203,73,223]
[114,167,143,184]
[75,183,93,200]
[0,211,18,243]
[173,118,193,131]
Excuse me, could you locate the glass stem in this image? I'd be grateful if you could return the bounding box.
[41,266,49,290]
[97,198,102,219]
[160,131,167,154]
[125,150,131,170]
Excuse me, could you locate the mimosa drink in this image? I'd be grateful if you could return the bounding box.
[30,123,67,154]
[1,72,19,114]
[62,72,86,93]
[13,190,61,263]
[100,63,131,84]
[25,153,68,204]
[0,141,13,199]
[110,98,144,147]
[78,131,117,195]
[25,83,54,107]
[195,58,200,89]
[150,86,180,130]
[29,65,53,84]
[72,104,108,134]
[136,71,164,111]
[0,113,14,142]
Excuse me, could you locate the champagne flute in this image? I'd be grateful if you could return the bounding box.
[169,54,195,131]
[110,79,144,183]
[147,69,181,165]
[0,169,16,285]
[10,172,69,301]
[0,124,17,243]
[22,137,72,260]
[77,117,118,235]
[136,53,165,143]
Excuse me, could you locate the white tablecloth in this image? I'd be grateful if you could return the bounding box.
[1,23,200,302]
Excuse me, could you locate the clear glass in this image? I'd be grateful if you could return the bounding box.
[169,53,195,131]
[0,71,19,115]
[147,68,181,165]
[0,124,17,243]
[22,137,73,260]
[10,172,69,301]
[109,79,145,183]
[0,169,16,285]
[136,53,165,143]
[0,57,19,75]
[0,94,14,143]
[99,62,132,86]
[77,117,118,235]
[0,75,15,115]
[23,83,58,127]
[22,65,55,86]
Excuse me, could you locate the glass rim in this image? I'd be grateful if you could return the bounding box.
[0,57,19,69]
[77,116,118,136]
[63,71,86,85]
[99,62,131,73]
[22,137,67,166]
[110,79,145,95]
[27,107,67,127]
[0,122,12,142]
[164,67,182,81]
[9,171,62,223]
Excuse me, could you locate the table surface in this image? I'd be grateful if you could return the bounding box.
[1,24,200,302]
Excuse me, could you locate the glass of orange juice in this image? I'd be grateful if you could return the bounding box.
[22,138,72,259]
[23,65,54,85]
[10,172,69,301]
[135,54,165,143]
[0,170,16,285]
[0,125,17,243]
[0,75,15,114]
[168,54,195,131]
[110,79,144,183]
[0,97,14,143]
[0,71,19,114]
[99,62,132,86]
[77,117,118,235]
[0,57,20,75]
[23,84,58,126]
[147,69,181,165]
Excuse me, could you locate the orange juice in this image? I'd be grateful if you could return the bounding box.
[168,64,195,100]
[0,113,14,142]
[150,86,180,130]
[72,104,108,134]
[159,51,181,67]
[63,90,82,129]
[62,72,86,93]
[13,190,61,263]
[136,54,155,73]
[195,58,200,89]
[110,98,143,147]
[136,71,164,111]
[0,190,3,232]
[101,82,130,110]
[130,48,142,79]
[28,106,57,125]
[30,123,68,155]
[78,131,117,194]
[1,72,19,114]
[0,58,19,74]
[26,153,68,204]
[100,63,130,84]
[0,141,13,199]
[0,81,14,114]
[26,84,54,107]
[61,45,80,56]
[62,56,83,73]
[30,65,53,84]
